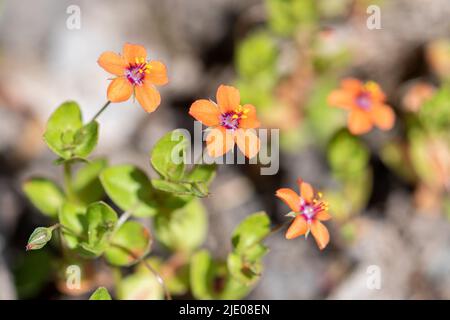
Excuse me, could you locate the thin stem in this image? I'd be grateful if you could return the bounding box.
[141,258,172,301]
[115,209,133,231]
[90,100,111,123]
[63,162,75,201]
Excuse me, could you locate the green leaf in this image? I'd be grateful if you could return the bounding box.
[186,163,216,184]
[305,77,346,145]
[154,199,207,252]
[227,251,263,286]
[89,287,112,300]
[100,165,157,217]
[26,226,56,251]
[231,212,271,254]
[150,130,187,181]
[44,101,83,159]
[152,179,209,197]
[236,31,278,80]
[72,121,99,159]
[58,202,86,249]
[81,202,118,256]
[267,0,318,36]
[419,84,450,131]
[73,158,108,205]
[105,221,152,266]
[23,178,65,218]
[43,101,98,159]
[116,268,163,300]
[190,250,215,299]
[152,179,192,194]
[190,250,251,300]
[327,129,370,181]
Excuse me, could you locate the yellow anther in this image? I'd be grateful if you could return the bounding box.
[318,192,323,198]
[232,114,239,119]
[365,81,378,92]
[145,69,150,74]
[135,58,140,64]
[243,108,250,114]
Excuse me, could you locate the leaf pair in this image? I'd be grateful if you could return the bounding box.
[44,101,98,161]
[150,130,216,198]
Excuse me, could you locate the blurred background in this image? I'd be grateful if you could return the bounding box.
[1,0,450,299]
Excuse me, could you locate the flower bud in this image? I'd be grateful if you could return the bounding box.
[26,226,54,251]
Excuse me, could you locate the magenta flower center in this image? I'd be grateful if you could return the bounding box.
[220,112,240,130]
[355,92,372,110]
[299,200,327,222]
[125,61,149,86]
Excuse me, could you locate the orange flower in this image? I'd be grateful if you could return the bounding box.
[98,43,168,113]
[189,85,261,158]
[276,178,331,250]
[328,78,395,135]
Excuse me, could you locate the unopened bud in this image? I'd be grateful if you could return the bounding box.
[26,226,56,251]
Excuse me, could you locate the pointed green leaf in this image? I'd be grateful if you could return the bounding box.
[100,165,157,217]
[89,287,112,300]
[58,202,86,249]
[72,121,99,158]
[23,178,65,218]
[150,130,187,181]
[81,202,117,256]
[44,101,83,159]
[231,212,271,254]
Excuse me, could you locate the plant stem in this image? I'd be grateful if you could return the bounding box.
[63,162,75,201]
[90,100,111,123]
[140,258,172,301]
[115,209,133,231]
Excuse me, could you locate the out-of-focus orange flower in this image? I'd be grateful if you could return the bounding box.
[276,178,331,250]
[98,43,168,113]
[189,85,261,158]
[328,78,395,135]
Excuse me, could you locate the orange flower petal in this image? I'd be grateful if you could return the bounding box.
[98,51,127,76]
[370,104,395,131]
[146,60,168,86]
[310,220,330,250]
[316,210,332,221]
[275,188,300,212]
[107,77,133,102]
[300,182,314,203]
[135,83,161,113]
[285,215,308,240]
[235,128,260,159]
[239,104,261,129]
[341,78,363,93]
[348,109,373,135]
[123,43,147,65]
[206,127,235,157]
[189,99,221,126]
[327,90,355,110]
[216,85,240,113]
